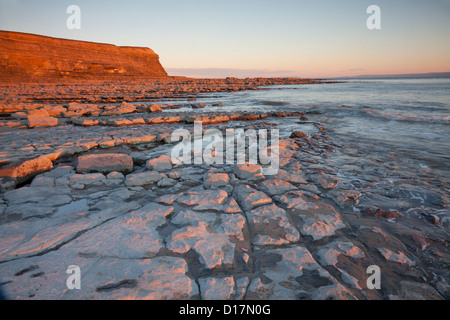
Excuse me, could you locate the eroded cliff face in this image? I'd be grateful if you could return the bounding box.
[0,31,168,80]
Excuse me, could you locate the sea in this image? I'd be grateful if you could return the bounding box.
[167,78,450,180]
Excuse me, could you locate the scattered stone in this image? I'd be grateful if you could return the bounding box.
[72,118,99,126]
[259,178,296,196]
[168,171,181,180]
[377,248,416,267]
[69,173,106,186]
[106,172,124,180]
[146,155,173,172]
[191,103,206,109]
[124,172,165,187]
[44,105,66,117]
[316,242,365,266]
[311,173,340,189]
[204,171,229,189]
[233,163,264,180]
[157,177,176,188]
[327,190,361,209]
[102,101,136,116]
[106,119,133,127]
[149,104,163,112]
[277,191,318,211]
[233,185,272,211]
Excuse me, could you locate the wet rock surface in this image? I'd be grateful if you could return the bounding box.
[0,80,448,300]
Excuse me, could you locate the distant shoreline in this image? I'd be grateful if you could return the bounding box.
[330,72,450,80]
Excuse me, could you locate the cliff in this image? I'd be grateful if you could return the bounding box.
[0,31,168,81]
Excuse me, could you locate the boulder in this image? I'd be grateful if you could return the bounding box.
[149,104,163,112]
[76,154,133,174]
[290,131,308,139]
[146,155,173,172]
[102,101,136,116]
[27,115,58,128]
[0,156,53,184]
[204,171,229,189]
[191,103,206,109]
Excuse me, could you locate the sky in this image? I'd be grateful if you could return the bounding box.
[0,0,449,78]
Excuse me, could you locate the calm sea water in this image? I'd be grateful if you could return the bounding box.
[174,78,450,176]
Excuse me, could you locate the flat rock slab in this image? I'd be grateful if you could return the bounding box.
[0,253,198,299]
[377,247,416,267]
[234,184,272,211]
[76,154,133,174]
[199,276,235,300]
[245,203,300,245]
[247,246,356,300]
[177,189,228,211]
[69,173,106,186]
[61,202,173,259]
[0,200,141,262]
[166,222,236,269]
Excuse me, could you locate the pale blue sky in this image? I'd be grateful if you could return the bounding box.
[1,0,449,77]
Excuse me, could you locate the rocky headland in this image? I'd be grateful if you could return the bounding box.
[0,31,167,80]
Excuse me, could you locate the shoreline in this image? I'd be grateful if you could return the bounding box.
[0,80,448,300]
